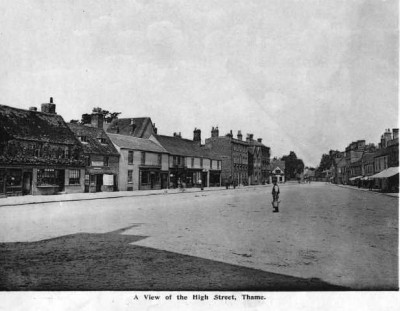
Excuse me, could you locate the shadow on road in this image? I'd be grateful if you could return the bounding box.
[0,226,348,291]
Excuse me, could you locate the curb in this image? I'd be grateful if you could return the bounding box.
[0,185,267,208]
[334,184,399,198]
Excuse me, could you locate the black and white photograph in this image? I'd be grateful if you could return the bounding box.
[0,0,398,310]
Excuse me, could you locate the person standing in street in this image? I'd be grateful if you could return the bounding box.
[272,181,280,202]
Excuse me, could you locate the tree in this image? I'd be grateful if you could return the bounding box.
[281,151,305,179]
[80,109,121,124]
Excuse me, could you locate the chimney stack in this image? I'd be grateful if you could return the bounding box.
[193,128,201,142]
[41,97,56,114]
[257,138,262,143]
[29,107,37,111]
[393,128,399,140]
[237,130,242,141]
[246,134,254,142]
[211,126,219,138]
[91,107,104,129]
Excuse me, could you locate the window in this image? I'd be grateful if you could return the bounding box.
[141,152,146,165]
[210,160,213,169]
[104,156,109,167]
[191,157,194,167]
[158,154,162,166]
[98,137,107,144]
[37,169,57,186]
[173,156,177,166]
[69,169,80,185]
[128,151,133,165]
[79,136,88,143]
[177,156,181,165]
[217,161,220,169]
[127,170,133,183]
[200,158,203,168]
[141,171,149,184]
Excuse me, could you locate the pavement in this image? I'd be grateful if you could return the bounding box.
[0,185,253,207]
[334,183,399,198]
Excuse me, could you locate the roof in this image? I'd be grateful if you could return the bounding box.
[0,104,79,145]
[362,152,376,164]
[155,135,219,159]
[106,118,154,138]
[269,160,285,171]
[68,123,119,156]
[108,133,168,154]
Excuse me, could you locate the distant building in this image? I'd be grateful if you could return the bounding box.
[68,109,120,193]
[106,117,157,138]
[269,160,285,183]
[247,134,270,185]
[205,127,249,186]
[108,134,169,191]
[0,99,85,197]
[153,130,221,188]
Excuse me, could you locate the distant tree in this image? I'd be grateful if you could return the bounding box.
[80,109,121,124]
[69,119,79,124]
[316,153,335,174]
[281,151,305,179]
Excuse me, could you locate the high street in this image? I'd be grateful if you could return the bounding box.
[0,183,397,290]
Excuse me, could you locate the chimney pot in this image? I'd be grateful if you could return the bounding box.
[50,97,53,103]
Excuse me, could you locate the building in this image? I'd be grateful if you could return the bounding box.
[247,135,270,185]
[108,134,169,191]
[269,160,286,183]
[0,99,85,197]
[205,128,249,186]
[106,117,157,138]
[153,130,222,188]
[68,109,120,193]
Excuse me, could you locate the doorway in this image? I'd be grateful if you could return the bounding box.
[96,174,103,192]
[22,172,32,195]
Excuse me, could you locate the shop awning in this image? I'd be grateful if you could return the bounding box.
[349,176,362,181]
[370,167,399,179]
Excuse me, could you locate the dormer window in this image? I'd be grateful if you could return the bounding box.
[98,137,107,144]
[79,136,88,143]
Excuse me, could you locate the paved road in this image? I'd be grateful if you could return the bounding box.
[0,183,397,290]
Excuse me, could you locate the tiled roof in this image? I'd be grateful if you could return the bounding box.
[108,133,168,153]
[68,123,119,156]
[155,135,219,159]
[0,104,79,145]
[106,118,154,137]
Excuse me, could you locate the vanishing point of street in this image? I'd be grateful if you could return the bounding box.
[0,183,398,290]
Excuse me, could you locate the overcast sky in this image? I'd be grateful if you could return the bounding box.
[0,0,398,166]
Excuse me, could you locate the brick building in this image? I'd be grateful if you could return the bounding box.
[205,127,249,186]
[68,109,120,193]
[247,134,270,185]
[0,99,85,197]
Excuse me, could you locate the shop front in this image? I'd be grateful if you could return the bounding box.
[139,167,168,190]
[85,168,116,193]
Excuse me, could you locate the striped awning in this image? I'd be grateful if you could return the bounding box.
[370,167,399,179]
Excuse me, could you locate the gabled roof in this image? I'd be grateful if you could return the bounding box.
[0,104,79,145]
[155,135,219,159]
[108,133,168,154]
[68,123,119,156]
[106,117,154,138]
[269,160,285,171]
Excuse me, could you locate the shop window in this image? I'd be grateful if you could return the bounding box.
[141,152,146,165]
[141,171,149,184]
[69,169,81,185]
[6,169,22,187]
[177,156,181,165]
[37,169,57,186]
[128,170,133,183]
[128,151,133,165]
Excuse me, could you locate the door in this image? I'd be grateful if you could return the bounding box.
[22,172,32,195]
[55,170,65,192]
[150,172,155,189]
[96,174,103,192]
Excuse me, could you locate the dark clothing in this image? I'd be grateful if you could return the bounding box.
[272,184,280,201]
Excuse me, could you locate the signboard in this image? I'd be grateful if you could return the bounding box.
[103,174,114,186]
[91,161,104,167]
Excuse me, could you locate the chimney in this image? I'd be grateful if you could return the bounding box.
[91,107,104,129]
[193,128,201,142]
[237,130,242,141]
[173,132,181,138]
[226,130,233,138]
[393,128,399,140]
[257,138,262,143]
[153,123,158,134]
[29,107,37,111]
[41,97,56,114]
[211,126,219,138]
[246,134,253,142]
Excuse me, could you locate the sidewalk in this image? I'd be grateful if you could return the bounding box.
[0,185,269,208]
[335,184,399,198]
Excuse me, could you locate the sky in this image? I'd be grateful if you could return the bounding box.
[0,0,398,166]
